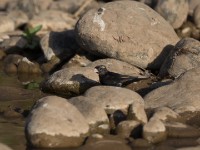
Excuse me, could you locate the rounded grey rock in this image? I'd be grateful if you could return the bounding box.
[143,118,167,143]
[145,67,200,126]
[25,96,89,148]
[151,107,180,122]
[41,67,99,97]
[155,0,189,29]
[84,86,144,114]
[127,102,148,125]
[69,96,109,134]
[159,38,200,78]
[116,120,141,138]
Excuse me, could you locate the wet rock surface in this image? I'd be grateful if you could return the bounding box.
[116,120,141,138]
[143,118,167,143]
[165,122,200,138]
[81,135,132,150]
[3,54,42,74]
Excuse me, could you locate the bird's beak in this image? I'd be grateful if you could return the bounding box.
[94,68,99,73]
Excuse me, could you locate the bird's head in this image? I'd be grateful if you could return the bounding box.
[94,65,108,76]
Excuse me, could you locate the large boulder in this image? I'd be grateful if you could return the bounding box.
[145,67,200,125]
[75,1,179,70]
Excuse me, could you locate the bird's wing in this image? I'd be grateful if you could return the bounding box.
[99,71,148,87]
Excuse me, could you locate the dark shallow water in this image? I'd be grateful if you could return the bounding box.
[0,117,26,149]
[0,62,45,150]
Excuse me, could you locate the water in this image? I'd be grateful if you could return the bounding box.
[0,117,26,149]
[0,62,45,150]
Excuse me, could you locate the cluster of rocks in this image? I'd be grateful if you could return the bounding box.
[26,68,200,149]
[0,0,199,75]
[1,0,200,149]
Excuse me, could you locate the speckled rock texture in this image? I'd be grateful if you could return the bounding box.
[145,67,200,125]
[159,38,200,78]
[41,67,99,97]
[75,1,179,70]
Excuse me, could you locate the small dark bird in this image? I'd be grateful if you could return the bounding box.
[94,65,148,87]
